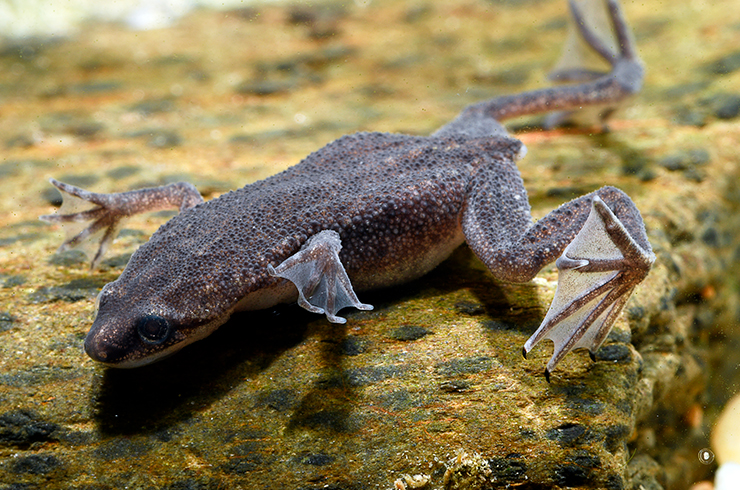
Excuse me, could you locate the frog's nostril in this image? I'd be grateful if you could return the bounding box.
[84,329,126,364]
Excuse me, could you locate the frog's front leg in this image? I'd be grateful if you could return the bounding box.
[267,230,374,324]
[462,181,654,379]
[40,179,203,269]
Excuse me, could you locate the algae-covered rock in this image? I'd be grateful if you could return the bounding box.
[0,0,738,489]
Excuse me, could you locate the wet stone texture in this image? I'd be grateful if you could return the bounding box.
[0,0,739,489]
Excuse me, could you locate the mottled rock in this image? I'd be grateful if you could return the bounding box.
[0,312,16,332]
[56,174,100,188]
[68,81,122,95]
[713,94,740,119]
[100,253,133,269]
[129,98,176,115]
[0,1,737,489]
[439,380,471,393]
[486,455,527,481]
[594,344,633,363]
[338,335,369,356]
[0,42,46,60]
[658,149,710,171]
[92,438,152,461]
[0,410,59,448]
[694,92,740,121]
[160,480,221,490]
[626,454,666,490]
[0,367,85,388]
[435,356,499,376]
[454,301,485,316]
[0,159,49,177]
[46,250,87,267]
[0,274,26,288]
[546,423,594,446]
[9,454,63,475]
[705,50,740,75]
[388,325,430,341]
[254,388,299,412]
[147,131,182,148]
[298,452,334,466]
[28,277,106,303]
[343,365,406,386]
[105,166,140,179]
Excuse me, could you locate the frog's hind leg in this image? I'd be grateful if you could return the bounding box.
[551,0,639,81]
[546,0,641,128]
[462,180,654,379]
[40,179,203,269]
[520,195,654,380]
[267,230,374,324]
[434,0,642,138]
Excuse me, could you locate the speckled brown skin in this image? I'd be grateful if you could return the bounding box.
[84,133,520,366]
[42,0,654,373]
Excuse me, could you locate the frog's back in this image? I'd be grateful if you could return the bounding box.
[115,132,522,319]
[227,131,524,286]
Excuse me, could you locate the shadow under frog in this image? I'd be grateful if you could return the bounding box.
[91,250,517,435]
[93,306,311,434]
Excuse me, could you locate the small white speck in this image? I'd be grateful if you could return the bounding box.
[294,113,308,125]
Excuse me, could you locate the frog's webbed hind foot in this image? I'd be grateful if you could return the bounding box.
[40,178,202,269]
[546,0,643,128]
[434,0,642,137]
[522,196,654,379]
[268,230,373,324]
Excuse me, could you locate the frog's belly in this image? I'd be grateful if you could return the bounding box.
[234,225,465,313]
[234,280,298,312]
[349,226,466,292]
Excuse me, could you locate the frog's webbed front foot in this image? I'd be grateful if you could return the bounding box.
[521,195,654,380]
[40,178,203,269]
[268,230,373,324]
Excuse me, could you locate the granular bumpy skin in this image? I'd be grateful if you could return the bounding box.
[43,0,655,372]
[85,133,527,366]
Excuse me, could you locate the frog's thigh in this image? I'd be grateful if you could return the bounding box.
[267,230,373,324]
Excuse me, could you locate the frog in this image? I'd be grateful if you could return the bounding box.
[41,0,654,380]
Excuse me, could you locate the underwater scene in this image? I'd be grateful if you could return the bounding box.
[0,0,739,488]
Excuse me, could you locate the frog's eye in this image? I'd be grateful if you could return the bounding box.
[136,315,171,345]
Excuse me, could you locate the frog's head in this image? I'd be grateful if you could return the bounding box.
[82,213,245,368]
[84,276,231,368]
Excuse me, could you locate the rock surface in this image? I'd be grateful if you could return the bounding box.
[0,0,738,489]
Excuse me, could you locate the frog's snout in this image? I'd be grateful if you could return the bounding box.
[83,320,133,366]
[84,328,119,364]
